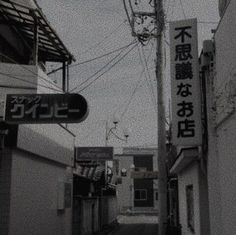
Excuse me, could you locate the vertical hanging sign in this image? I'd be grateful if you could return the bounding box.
[170,18,202,146]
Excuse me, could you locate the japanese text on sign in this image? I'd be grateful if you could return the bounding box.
[170,19,202,146]
[9,95,79,119]
[5,93,88,124]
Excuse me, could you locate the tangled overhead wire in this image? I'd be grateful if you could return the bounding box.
[123,0,158,45]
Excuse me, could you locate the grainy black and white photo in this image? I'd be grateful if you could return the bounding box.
[0,0,234,235]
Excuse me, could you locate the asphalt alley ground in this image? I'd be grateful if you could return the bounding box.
[109,215,158,235]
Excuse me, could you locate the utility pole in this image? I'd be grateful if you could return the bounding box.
[154,1,167,235]
[123,1,167,233]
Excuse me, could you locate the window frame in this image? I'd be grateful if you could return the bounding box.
[134,189,147,201]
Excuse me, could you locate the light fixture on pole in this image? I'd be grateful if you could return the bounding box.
[105,115,131,146]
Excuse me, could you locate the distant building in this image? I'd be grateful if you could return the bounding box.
[114,147,158,214]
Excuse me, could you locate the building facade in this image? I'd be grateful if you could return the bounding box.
[206,0,236,234]
[114,147,158,214]
[169,1,236,234]
[0,1,75,234]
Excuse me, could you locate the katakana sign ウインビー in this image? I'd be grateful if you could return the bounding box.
[170,19,202,146]
[4,93,88,124]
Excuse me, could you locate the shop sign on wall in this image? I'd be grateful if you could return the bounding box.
[75,147,113,161]
[4,93,88,124]
[170,18,202,146]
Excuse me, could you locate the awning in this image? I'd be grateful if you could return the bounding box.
[169,147,199,175]
[0,0,75,62]
[73,162,105,182]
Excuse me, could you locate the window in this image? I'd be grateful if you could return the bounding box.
[134,189,147,201]
[186,185,194,232]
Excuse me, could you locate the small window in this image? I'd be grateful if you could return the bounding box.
[134,189,147,201]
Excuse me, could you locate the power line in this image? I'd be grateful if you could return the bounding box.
[120,42,155,120]
[179,0,186,19]
[198,21,218,24]
[139,43,157,112]
[70,41,138,93]
[0,84,35,90]
[70,41,136,68]
[79,20,127,56]
[47,41,136,76]
[166,0,171,15]
[76,43,138,93]
[120,69,144,119]
[0,71,62,92]
[165,20,218,24]
[0,52,63,91]
[70,48,126,92]
[122,0,134,36]
[138,44,156,110]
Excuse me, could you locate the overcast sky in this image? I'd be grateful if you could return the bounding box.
[36,0,219,150]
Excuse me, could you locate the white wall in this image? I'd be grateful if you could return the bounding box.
[178,162,200,235]
[114,155,133,213]
[0,62,75,166]
[207,0,236,234]
[0,63,38,92]
[115,149,158,212]
[81,199,99,235]
[17,124,74,166]
[215,115,236,235]
[9,149,72,235]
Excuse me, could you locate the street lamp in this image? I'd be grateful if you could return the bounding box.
[105,115,131,146]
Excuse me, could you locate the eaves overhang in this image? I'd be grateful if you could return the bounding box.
[0,0,75,63]
[169,147,199,175]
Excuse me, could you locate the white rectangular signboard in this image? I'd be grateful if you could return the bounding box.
[170,18,202,146]
[131,171,158,179]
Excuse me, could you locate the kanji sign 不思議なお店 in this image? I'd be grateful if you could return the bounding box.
[170,19,202,146]
[4,93,88,124]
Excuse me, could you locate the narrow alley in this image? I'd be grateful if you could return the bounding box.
[1,0,235,235]
[109,215,158,235]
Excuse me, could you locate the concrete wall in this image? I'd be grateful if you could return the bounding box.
[17,124,74,167]
[0,150,12,235]
[81,198,99,235]
[216,117,236,235]
[101,196,118,226]
[115,149,158,213]
[207,0,236,234]
[0,62,61,94]
[114,155,133,213]
[178,162,201,235]
[205,69,223,235]
[0,63,38,93]
[8,149,72,235]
